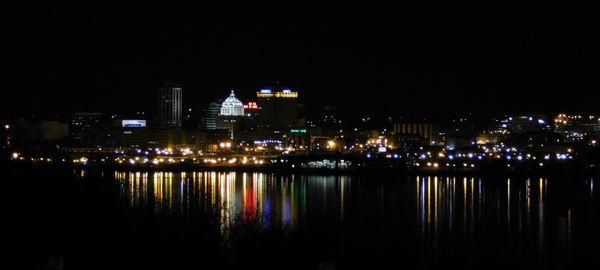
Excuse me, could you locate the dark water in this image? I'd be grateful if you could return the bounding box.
[5,167,599,269]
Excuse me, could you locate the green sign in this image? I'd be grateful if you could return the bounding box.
[290,129,307,133]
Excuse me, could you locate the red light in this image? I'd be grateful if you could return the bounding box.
[244,102,258,109]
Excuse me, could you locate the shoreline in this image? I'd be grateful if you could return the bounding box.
[4,160,599,177]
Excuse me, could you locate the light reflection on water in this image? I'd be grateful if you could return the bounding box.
[114,171,352,235]
[112,171,598,267]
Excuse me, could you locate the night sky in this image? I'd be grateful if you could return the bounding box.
[4,2,595,118]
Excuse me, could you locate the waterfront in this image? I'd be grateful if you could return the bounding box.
[5,166,599,269]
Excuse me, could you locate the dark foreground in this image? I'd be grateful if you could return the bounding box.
[3,164,599,269]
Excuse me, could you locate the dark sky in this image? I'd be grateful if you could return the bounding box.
[3,2,595,118]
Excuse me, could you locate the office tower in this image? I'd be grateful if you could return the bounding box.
[157,82,183,127]
[201,101,222,130]
[255,87,298,129]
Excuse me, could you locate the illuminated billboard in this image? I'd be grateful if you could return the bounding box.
[244,102,258,110]
[122,120,146,128]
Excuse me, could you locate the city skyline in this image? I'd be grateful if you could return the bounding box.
[3,3,599,270]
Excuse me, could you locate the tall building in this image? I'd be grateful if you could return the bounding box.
[255,87,298,129]
[157,82,183,127]
[216,90,246,139]
[201,101,221,130]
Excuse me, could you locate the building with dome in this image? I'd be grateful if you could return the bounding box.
[220,90,245,116]
[216,90,249,139]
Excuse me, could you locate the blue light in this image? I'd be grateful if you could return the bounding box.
[538,119,545,124]
[260,89,272,93]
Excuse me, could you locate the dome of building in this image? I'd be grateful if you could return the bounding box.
[220,90,245,116]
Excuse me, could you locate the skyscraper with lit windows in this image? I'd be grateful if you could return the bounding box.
[157,82,183,127]
[255,87,298,129]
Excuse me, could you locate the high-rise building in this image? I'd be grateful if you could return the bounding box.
[157,82,183,127]
[201,101,222,130]
[255,87,298,129]
[216,90,246,139]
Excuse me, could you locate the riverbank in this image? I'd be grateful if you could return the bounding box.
[4,159,599,177]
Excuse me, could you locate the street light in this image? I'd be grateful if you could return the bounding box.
[327,140,336,149]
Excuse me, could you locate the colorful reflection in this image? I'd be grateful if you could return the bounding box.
[115,171,351,236]
[108,171,600,268]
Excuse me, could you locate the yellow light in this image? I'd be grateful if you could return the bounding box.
[327,140,336,148]
[4,124,9,130]
[11,152,19,159]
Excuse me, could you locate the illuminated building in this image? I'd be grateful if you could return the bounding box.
[255,87,298,129]
[554,113,600,142]
[201,101,221,130]
[216,90,246,139]
[121,120,147,128]
[284,128,309,151]
[220,90,245,116]
[157,82,183,127]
